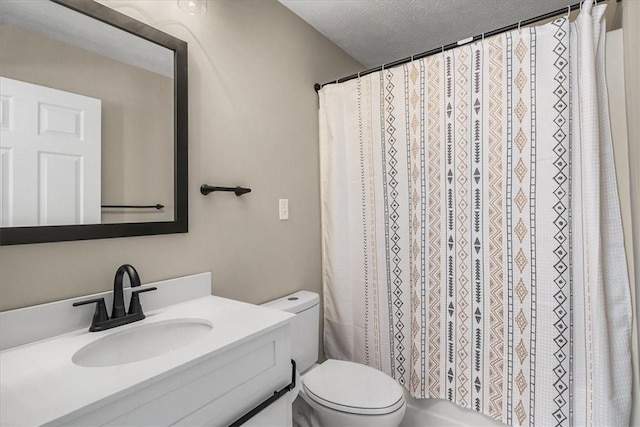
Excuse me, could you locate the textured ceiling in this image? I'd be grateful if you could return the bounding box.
[279,0,619,68]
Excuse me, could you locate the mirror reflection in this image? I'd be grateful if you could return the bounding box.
[0,0,175,227]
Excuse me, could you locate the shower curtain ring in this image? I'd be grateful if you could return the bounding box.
[566,5,571,18]
[481,33,485,41]
[518,20,522,31]
[411,54,414,62]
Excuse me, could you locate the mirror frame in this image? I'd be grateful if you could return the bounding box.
[0,0,188,246]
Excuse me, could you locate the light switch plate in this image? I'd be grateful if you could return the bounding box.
[279,199,289,220]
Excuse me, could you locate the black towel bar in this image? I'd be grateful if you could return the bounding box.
[200,185,251,196]
[101,204,164,210]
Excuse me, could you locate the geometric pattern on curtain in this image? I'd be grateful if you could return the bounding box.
[319,5,631,425]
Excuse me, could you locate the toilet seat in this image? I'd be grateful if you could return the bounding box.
[302,359,405,416]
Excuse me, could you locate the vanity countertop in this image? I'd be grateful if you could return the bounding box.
[0,296,293,426]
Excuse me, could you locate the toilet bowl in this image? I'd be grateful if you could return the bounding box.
[262,291,406,427]
[299,360,406,426]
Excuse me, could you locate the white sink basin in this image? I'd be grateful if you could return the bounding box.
[72,318,213,367]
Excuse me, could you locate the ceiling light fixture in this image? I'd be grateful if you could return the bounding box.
[177,0,207,15]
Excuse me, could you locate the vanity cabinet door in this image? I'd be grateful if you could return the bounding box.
[241,398,293,427]
[178,371,294,427]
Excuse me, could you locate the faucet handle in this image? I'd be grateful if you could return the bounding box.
[128,287,157,316]
[73,298,109,331]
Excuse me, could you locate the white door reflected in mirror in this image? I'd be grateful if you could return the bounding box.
[0,77,101,227]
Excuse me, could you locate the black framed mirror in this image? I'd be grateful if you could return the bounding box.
[0,0,188,245]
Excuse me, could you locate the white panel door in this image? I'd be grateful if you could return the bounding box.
[0,77,101,226]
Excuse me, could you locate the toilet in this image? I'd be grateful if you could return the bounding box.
[262,291,406,427]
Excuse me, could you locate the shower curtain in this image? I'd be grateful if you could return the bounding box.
[318,2,632,426]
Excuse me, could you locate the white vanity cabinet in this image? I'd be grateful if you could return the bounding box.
[0,274,295,427]
[64,325,292,426]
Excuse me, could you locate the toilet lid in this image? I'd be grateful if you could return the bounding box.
[302,359,405,415]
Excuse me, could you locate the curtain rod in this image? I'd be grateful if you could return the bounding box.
[314,0,611,92]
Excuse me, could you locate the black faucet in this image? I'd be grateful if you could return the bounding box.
[112,264,140,318]
[73,264,157,332]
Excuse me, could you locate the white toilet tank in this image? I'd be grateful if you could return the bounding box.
[262,291,319,372]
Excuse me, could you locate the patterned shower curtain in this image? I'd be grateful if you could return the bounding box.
[318,2,632,426]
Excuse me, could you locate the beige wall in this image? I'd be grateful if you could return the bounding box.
[0,24,174,224]
[0,1,362,311]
